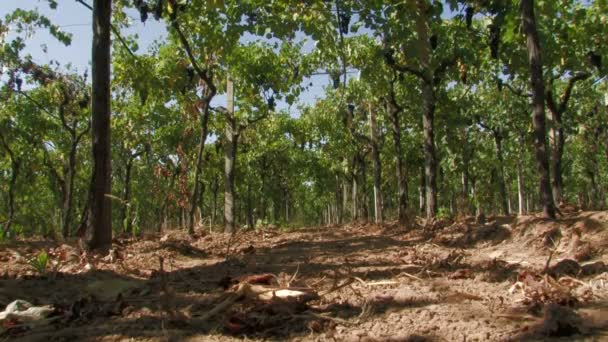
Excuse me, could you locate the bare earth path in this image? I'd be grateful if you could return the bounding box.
[1,211,608,341]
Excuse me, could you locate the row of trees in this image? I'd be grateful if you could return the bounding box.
[1,0,607,251]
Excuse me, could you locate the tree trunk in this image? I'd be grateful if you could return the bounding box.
[5,159,19,235]
[122,157,133,234]
[548,107,565,204]
[284,188,290,222]
[211,175,218,225]
[369,104,383,223]
[419,166,426,215]
[521,0,556,219]
[517,158,525,215]
[415,0,437,219]
[352,173,358,221]
[359,155,369,222]
[0,120,23,235]
[85,0,113,252]
[335,175,343,224]
[387,91,408,223]
[247,182,254,229]
[188,100,211,235]
[224,77,237,234]
[493,130,509,215]
[342,180,348,221]
[61,139,77,238]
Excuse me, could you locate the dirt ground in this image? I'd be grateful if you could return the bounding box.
[1,211,608,341]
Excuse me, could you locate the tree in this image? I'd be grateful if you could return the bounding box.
[520,0,556,219]
[85,0,113,251]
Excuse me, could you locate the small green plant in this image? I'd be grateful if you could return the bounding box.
[436,207,453,220]
[29,250,49,274]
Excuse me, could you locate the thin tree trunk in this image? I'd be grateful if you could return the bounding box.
[335,175,343,223]
[224,76,237,234]
[521,0,556,219]
[285,189,290,223]
[517,159,525,215]
[342,179,348,222]
[62,139,77,238]
[86,0,113,251]
[5,159,19,234]
[414,0,437,220]
[387,88,407,223]
[122,157,133,234]
[211,175,218,225]
[359,155,369,223]
[369,104,383,223]
[493,130,509,215]
[352,173,358,221]
[421,71,437,220]
[188,100,211,235]
[246,182,254,229]
[419,166,426,215]
[546,73,589,204]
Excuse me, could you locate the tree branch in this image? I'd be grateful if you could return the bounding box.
[558,72,590,113]
[75,0,138,60]
[389,63,429,83]
[76,119,91,145]
[170,17,217,97]
[503,82,532,98]
[433,54,458,86]
[18,90,59,120]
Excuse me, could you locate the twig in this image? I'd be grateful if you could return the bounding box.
[287,263,300,287]
[319,277,355,297]
[543,236,562,274]
[397,271,424,282]
[197,284,247,321]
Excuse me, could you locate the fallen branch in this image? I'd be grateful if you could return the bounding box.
[198,284,247,321]
[353,277,399,287]
[397,271,424,282]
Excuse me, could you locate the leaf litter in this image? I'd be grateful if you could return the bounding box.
[0,211,607,341]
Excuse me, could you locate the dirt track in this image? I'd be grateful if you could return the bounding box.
[1,211,608,341]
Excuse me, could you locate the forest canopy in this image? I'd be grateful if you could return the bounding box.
[1,0,607,248]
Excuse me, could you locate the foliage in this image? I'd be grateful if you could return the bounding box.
[28,250,49,274]
[1,1,607,238]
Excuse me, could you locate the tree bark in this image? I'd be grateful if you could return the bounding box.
[419,166,426,215]
[6,159,19,235]
[224,77,237,234]
[493,130,509,215]
[85,0,113,251]
[352,170,358,221]
[188,99,211,235]
[61,137,77,238]
[122,157,133,234]
[386,85,408,223]
[0,130,19,235]
[517,157,525,215]
[211,175,218,225]
[521,0,556,219]
[246,182,254,229]
[415,0,437,219]
[369,104,383,223]
[359,154,369,222]
[335,175,343,224]
[546,73,589,204]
